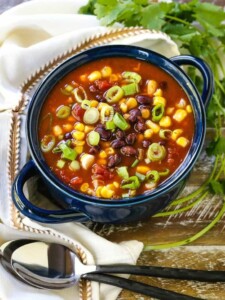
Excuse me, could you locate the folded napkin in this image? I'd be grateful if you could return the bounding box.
[0,0,179,299]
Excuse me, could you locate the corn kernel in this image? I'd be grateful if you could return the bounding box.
[99,150,107,158]
[75,146,84,154]
[126,97,138,110]
[73,140,85,146]
[120,102,128,113]
[166,107,175,115]
[109,74,118,82]
[100,186,114,198]
[153,96,166,106]
[72,131,85,141]
[80,183,89,192]
[176,98,186,108]
[74,122,85,132]
[97,159,107,165]
[63,124,73,132]
[173,109,188,122]
[147,80,157,96]
[159,116,172,128]
[53,125,63,136]
[105,147,115,155]
[176,137,190,147]
[84,125,94,133]
[80,74,87,82]
[90,100,99,108]
[186,105,192,113]
[106,184,115,190]
[171,129,183,141]
[67,97,73,104]
[136,165,151,174]
[123,113,130,120]
[96,186,103,197]
[101,66,112,78]
[141,108,150,119]
[144,129,153,139]
[146,120,160,133]
[119,98,126,104]
[88,71,102,82]
[137,134,144,143]
[98,102,109,111]
[153,88,163,97]
[113,182,120,188]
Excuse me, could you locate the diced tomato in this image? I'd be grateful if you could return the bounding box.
[72,103,85,121]
[94,80,112,91]
[92,164,114,180]
[70,176,83,186]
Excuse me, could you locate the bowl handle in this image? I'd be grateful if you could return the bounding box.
[11,160,90,223]
[170,55,214,106]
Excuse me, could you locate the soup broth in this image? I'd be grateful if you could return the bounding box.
[38,57,195,199]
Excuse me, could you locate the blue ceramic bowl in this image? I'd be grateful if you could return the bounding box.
[12,45,213,224]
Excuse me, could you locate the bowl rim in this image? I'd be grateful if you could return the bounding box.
[27,44,206,207]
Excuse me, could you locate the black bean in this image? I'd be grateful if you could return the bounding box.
[64,132,72,140]
[125,133,137,145]
[121,146,137,156]
[112,104,121,114]
[134,121,146,133]
[111,139,126,149]
[108,154,122,168]
[136,95,152,105]
[95,126,112,141]
[142,140,151,148]
[89,85,98,93]
[89,145,101,154]
[115,130,126,140]
[159,81,168,90]
[128,108,141,123]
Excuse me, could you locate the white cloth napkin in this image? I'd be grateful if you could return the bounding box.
[0,0,180,299]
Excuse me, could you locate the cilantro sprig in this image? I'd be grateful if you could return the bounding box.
[79,0,225,248]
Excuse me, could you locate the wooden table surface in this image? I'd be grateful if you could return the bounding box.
[1,1,225,299]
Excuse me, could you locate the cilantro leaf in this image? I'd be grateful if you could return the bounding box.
[194,2,225,36]
[141,3,174,30]
[209,180,225,196]
[206,137,225,156]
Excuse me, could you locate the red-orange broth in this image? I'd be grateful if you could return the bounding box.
[38,57,195,199]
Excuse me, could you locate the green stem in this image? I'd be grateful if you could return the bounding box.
[153,191,208,217]
[144,197,225,251]
[170,155,219,206]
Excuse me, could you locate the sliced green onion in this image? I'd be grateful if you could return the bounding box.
[83,107,100,124]
[131,159,139,167]
[122,71,142,83]
[159,129,172,139]
[147,143,166,162]
[59,143,77,161]
[159,168,170,176]
[106,120,116,130]
[56,105,71,119]
[88,131,100,146]
[122,193,130,198]
[113,113,129,130]
[105,86,124,103]
[122,82,139,96]
[146,170,160,183]
[81,100,91,110]
[69,160,80,171]
[56,159,66,169]
[121,176,140,190]
[100,105,114,123]
[60,84,74,95]
[40,135,55,153]
[73,86,87,103]
[135,172,146,182]
[152,103,165,122]
[117,166,129,179]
